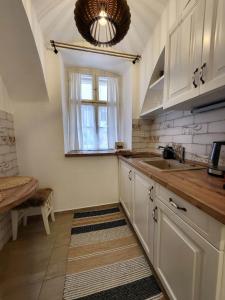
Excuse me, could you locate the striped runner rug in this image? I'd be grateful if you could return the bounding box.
[63,205,164,300]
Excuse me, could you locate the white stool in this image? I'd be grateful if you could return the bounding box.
[11,188,55,240]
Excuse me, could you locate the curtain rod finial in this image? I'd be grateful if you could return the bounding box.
[50,40,58,54]
[132,55,141,64]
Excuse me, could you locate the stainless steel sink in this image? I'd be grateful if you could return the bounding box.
[123,153,160,159]
[141,158,205,172]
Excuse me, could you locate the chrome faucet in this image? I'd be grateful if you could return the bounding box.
[158,144,185,163]
[173,144,185,164]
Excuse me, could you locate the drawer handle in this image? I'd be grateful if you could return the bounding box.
[152,206,158,223]
[169,198,187,212]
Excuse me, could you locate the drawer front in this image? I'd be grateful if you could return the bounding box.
[156,184,225,250]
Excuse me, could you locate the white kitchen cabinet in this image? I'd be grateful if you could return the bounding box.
[200,0,225,95]
[119,160,133,220]
[119,159,225,300]
[164,0,205,108]
[165,0,225,109]
[154,199,224,300]
[133,171,155,263]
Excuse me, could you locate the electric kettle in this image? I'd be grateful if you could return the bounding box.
[208,141,225,177]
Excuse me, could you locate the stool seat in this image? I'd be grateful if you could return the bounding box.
[11,188,55,240]
[17,188,53,208]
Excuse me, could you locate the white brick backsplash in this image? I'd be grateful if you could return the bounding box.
[208,120,225,133]
[164,127,183,136]
[0,110,18,250]
[194,108,225,124]
[0,145,10,155]
[193,133,225,145]
[160,120,174,129]
[132,107,225,163]
[173,135,193,144]
[166,110,183,121]
[1,119,11,128]
[151,122,161,130]
[154,114,166,123]
[174,116,194,127]
[159,135,173,143]
[182,124,208,135]
[183,111,192,116]
[0,111,7,120]
[189,144,207,156]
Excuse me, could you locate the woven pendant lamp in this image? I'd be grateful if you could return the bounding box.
[74,0,131,47]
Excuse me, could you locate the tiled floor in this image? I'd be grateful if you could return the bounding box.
[0,210,168,300]
[0,211,74,300]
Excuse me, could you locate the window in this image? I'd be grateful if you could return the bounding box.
[67,71,119,151]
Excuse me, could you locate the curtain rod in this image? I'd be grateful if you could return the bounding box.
[50,40,141,64]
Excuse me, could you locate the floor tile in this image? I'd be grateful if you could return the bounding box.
[0,280,42,300]
[54,232,71,247]
[49,245,69,265]
[39,276,65,300]
[45,261,67,280]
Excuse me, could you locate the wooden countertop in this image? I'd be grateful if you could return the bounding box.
[0,177,38,213]
[119,155,225,225]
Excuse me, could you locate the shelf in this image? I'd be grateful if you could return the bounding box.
[149,75,164,91]
[140,105,163,118]
[140,47,165,119]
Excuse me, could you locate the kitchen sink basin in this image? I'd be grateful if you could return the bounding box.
[141,159,205,172]
[123,152,160,159]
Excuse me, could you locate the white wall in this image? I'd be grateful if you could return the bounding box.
[119,61,140,149]
[22,0,47,84]
[0,75,13,114]
[13,51,119,212]
[0,0,48,104]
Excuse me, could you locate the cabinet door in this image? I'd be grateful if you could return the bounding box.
[133,171,155,263]
[119,161,132,220]
[154,199,223,300]
[164,0,205,108]
[201,0,225,94]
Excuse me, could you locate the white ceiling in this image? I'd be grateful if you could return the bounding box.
[31,0,168,55]
[60,48,131,74]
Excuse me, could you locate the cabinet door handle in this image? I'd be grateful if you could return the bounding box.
[152,207,158,222]
[200,62,207,84]
[128,170,132,181]
[148,186,154,195]
[148,186,154,202]
[192,68,199,88]
[169,198,187,212]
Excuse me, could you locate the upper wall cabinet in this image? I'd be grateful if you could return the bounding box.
[164,0,205,108]
[201,0,225,95]
[164,0,225,109]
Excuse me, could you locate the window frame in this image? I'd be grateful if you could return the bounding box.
[66,68,120,153]
[80,74,109,149]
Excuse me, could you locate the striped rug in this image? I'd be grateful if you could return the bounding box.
[63,205,164,300]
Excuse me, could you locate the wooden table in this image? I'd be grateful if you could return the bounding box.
[0,177,38,214]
